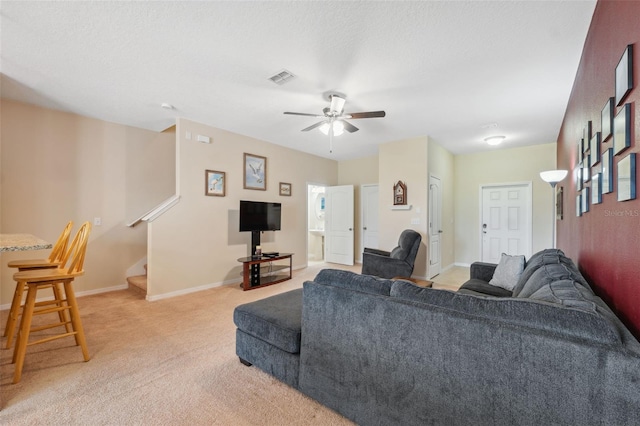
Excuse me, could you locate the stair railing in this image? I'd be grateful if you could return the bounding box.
[127,195,181,227]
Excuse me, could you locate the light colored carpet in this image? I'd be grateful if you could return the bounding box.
[1,263,357,425]
[1,263,466,425]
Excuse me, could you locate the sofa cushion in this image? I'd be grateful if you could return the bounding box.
[314,269,395,296]
[233,289,302,354]
[458,279,513,297]
[390,280,621,344]
[489,253,525,291]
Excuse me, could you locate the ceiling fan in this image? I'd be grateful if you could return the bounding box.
[284,93,385,153]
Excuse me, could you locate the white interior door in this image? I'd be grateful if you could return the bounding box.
[428,175,442,278]
[481,183,532,263]
[361,184,379,260]
[325,185,354,265]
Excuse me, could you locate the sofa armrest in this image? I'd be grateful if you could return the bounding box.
[363,248,391,257]
[470,262,497,282]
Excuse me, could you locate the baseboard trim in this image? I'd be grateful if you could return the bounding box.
[454,262,472,268]
[0,283,129,311]
[146,264,307,302]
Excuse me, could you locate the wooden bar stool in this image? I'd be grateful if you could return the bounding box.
[11,222,92,384]
[4,221,74,348]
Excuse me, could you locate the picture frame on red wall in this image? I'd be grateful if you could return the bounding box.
[615,44,633,106]
[601,97,615,141]
[613,104,632,155]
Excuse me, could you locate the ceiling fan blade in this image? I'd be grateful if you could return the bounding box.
[301,121,326,132]
[345,111,386,119]
[284,112,324,118]
[340,120,359,133]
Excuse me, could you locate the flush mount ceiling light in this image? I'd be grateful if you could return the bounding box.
[161,103,175,110]
[484,135,506,146]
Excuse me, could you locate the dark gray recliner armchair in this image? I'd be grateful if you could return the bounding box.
[361,229,422,279]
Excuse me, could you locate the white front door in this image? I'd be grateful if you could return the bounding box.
[481,183,532,263]
[428,175,442,278]
[361,184,379,261]
[325,185,354,265]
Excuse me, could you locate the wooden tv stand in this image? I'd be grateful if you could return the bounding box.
[237,253,293,291]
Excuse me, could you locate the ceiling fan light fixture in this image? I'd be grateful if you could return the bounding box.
[319,121,344,136]
[329,95,346,114]
[484,135,506,146]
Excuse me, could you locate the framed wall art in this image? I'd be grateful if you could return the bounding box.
[205,170,225,197]
[615,44,633,106]
[279,182,292,196]
[617,153,636,202]
[592,172,602,205]
[602,148,614,194]
[576,193,582,217]
[590,132,601,167]
[582,121,592,152]
[556,186,564,220]
[582,158,590,183]
[581,188,589,213]
[613,103,632,155]
[601,97,614,140]
[243,153,267,190]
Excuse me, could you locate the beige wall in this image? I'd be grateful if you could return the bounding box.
[454,143,557,265]
[378,137,429,279]
[338,155,378,261]
[146,118,338,298]
[0,100,175,306]
[428,140,455,271]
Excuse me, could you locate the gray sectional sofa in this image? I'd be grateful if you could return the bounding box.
[233,249,640,425]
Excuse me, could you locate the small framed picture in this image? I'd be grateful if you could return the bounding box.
[581,188,589,213]
[205,170,225,197]
[617,153,636,202]
[556,186,564,220]
[244,153,267,190]
[601,97,614,140]
[590,132,601,167]
[592,173,602,205]
[615,44,633,106]
[582,122,592,152]
[279,182,292,196]
[576,193,582,217]
[602,148,614,194]
[613,104,632,155]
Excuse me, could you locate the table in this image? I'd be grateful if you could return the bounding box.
[0,234,53,252]
[237,253,293,291]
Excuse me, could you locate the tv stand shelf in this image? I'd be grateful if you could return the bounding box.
[237,253,293,291]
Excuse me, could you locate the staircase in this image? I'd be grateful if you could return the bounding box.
[127,264,147,295]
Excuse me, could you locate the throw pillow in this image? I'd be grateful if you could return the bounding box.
[489,253,525,291]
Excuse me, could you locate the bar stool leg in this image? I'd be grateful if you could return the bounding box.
[4,283,26,348]
[52,282,73,335]
[12,284,37,384]
[63,281,89,361]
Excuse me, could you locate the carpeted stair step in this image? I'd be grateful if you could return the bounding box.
[127,264,147,294]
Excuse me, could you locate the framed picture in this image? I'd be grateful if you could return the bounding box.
[590,132,601,167]
[613,104,632,155]
[279,182,292,196]
[205,170,225,197]
[617,153,636,202]
[582,121,592,152]
[601,97,614,140]
[577,139,583,164]
[615,44,633,106]
[576,193,582,217]
[581,188,589,213]
[393,181,407,205]
[582,158,590,183]
[602,148,614,194]
[576,166,583,191]
[243,153,267,190]
[592,173,602,205]
[556,186,564,220]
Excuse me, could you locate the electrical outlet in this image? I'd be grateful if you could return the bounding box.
[411,218,420,225]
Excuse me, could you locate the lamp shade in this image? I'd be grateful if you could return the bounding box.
[540,170,568,184]
[319,121,344,136]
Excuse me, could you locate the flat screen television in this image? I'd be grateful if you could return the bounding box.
[239,200,282,232]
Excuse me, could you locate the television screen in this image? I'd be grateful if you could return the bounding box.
[239,200,282,232]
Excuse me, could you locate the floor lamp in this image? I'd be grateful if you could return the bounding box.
[539,170,568,248]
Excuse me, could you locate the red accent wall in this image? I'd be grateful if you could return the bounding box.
[557,0,640,339]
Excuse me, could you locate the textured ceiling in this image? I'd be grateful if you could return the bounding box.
[0,1,596,160]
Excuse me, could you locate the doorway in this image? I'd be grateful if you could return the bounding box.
[428,175,442,279]
[360,184,379,261]
[307,184,326,264]
[480,182,532,263]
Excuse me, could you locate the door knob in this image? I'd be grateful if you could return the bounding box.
[363,227,367,230]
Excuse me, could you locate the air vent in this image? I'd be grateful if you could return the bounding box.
[268,69,295,85]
